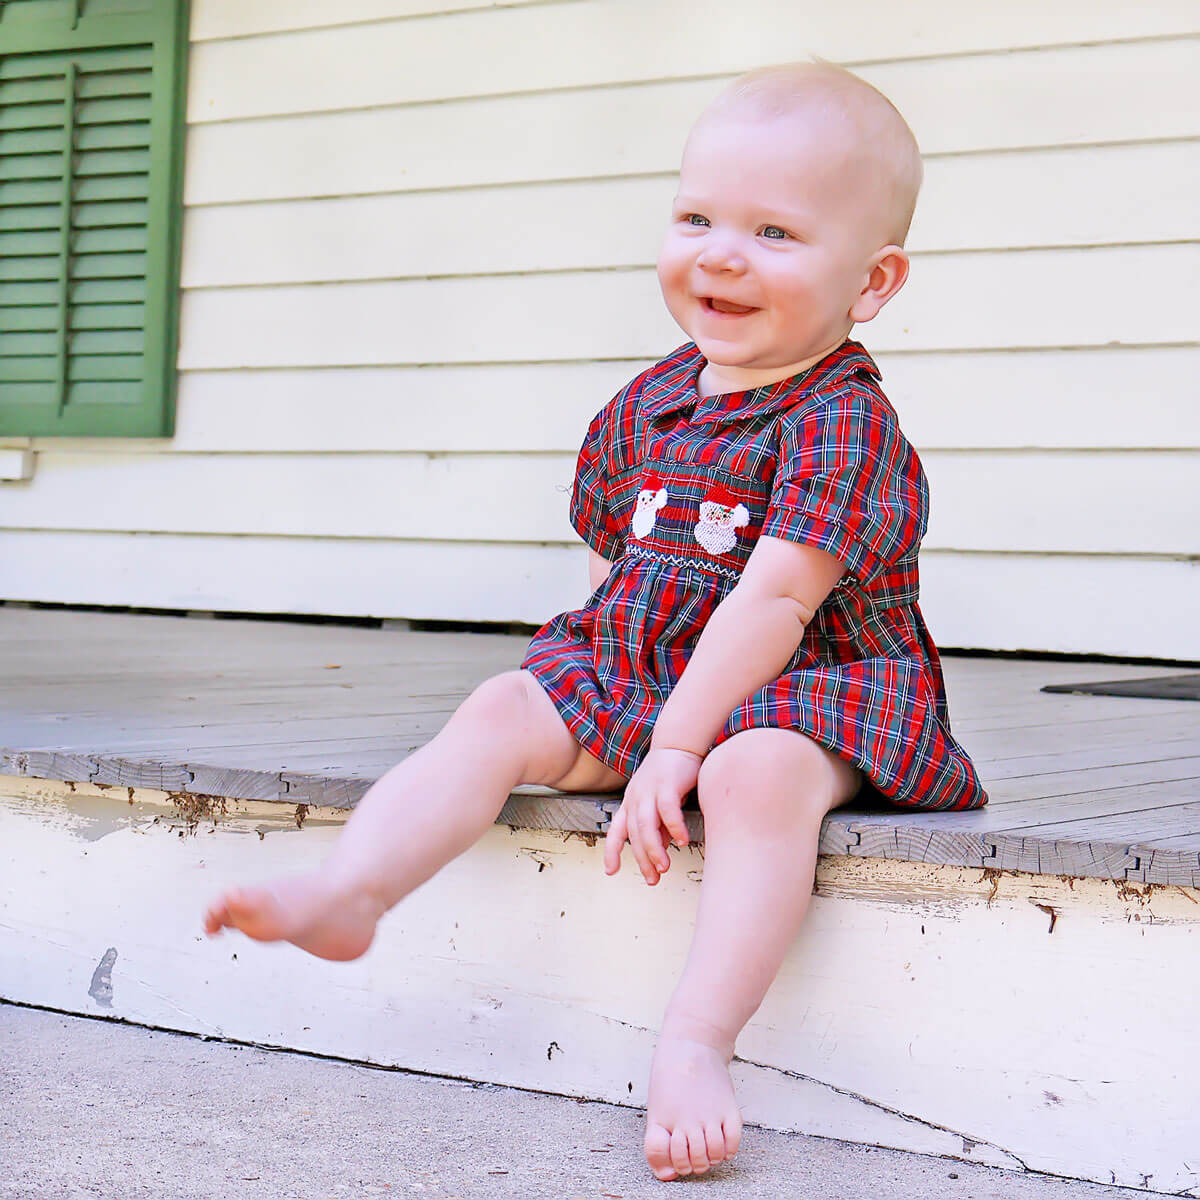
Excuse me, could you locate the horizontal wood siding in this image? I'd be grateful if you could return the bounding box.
[2,0,1197,656]
[171,247,1194,365]
[2,530,1196,659]
[29,347,1200,453]
[5,449,1197,554]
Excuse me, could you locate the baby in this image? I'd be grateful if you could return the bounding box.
[204,61,988,1183]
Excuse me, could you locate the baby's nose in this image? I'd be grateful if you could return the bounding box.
[696,242,747,273]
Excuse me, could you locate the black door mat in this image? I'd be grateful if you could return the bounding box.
[1041,674,1200,701]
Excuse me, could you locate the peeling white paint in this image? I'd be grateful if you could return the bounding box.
[2,776,1198,1191]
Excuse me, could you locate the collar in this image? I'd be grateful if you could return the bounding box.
[640,340,882,427]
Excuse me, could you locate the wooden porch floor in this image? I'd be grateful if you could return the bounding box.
[1,606,1197,885]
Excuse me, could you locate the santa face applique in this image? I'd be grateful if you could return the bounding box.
[631,475,669,540]
[694,487,750,555]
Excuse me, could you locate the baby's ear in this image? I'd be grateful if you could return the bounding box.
[849,247,910,324]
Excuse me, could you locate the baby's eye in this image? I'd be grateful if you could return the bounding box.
[685,213,710,227]
[760,225,789,240]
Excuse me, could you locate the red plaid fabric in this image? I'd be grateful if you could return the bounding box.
[520,339,988,811]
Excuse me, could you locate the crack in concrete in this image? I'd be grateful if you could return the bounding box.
[583,1012,1031,1173]
[732,1052,1030,1171]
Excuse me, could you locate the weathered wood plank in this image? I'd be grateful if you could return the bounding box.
[985,761,1200,805]
[186,763,289,802]
[4,608,1199,883]
[983,836,1138,880]
[0,749,98,783]
[966,711,1200,762]
[1129,844,1200,886]
[90,758,194,791]
[1003,801,1200,845]
[965,736,1200,783]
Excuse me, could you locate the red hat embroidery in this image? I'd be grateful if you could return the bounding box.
[695,487,750,555]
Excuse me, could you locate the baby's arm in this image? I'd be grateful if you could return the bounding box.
[588,548,614,592]
[605,535,846,883]
[651,536,845,756]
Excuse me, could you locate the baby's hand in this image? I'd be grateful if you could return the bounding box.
[604,747,702,886]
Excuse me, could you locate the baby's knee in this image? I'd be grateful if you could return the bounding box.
[455,670,577,780]
[697,729,837,820]
[457,671,544,741]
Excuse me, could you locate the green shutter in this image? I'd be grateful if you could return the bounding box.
[0,0,188,436]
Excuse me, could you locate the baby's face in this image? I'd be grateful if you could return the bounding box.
[657,109,885,388]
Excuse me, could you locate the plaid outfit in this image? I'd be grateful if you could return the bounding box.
[520,338,988,811]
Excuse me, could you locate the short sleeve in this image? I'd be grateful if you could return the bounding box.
[760,387,929,587]
[569,402,625,562]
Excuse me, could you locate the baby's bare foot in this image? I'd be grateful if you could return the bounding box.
[644,1028,743,1181]
[202,872,386,962]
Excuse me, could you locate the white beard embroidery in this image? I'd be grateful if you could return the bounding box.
[694,500,750,555]
[631,486,669,539]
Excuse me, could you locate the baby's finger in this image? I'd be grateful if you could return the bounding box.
[657,795,690,849]
[657,822,674,869]
[626,794,660,883]
[636,798,669,875]
[604,805,628,875]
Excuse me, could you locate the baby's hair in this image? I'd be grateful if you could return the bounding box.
[700,60,923,247]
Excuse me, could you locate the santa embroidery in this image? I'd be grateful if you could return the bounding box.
[694,486,750,555]
[631,475,669,540]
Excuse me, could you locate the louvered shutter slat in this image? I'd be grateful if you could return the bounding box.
[69,300,141,329]
[0,101,65,130]
[71,277,143,303]
[0,304,55,331]
[0,79,64,105]
[73,226,144,253]
[72,251,144,278]
[0,280,59,305]
[0,229,57,254]
[0,331,56,355]
[0,126,63,153]
[0,282,52,306]
[0,153,64,181]
[0,255,59,280]
[0,47,155,79]
[0,179,61,204]
[75,147,151,176]
[74,175,148,201]
[0,0,187,435]
[0,203,62,230]
[69,352,141,380]
[0,355,54,379]
[71,199,145,227]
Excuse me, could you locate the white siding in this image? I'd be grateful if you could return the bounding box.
[2,0,1197,656]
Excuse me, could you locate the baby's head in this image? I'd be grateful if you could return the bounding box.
[657,61,923,393]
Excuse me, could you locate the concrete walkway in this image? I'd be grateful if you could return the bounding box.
[1,1002,1154,1200]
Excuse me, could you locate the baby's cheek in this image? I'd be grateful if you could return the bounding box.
[656,242,690,298]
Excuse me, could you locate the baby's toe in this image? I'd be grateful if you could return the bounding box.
[644,1123,678,1181]
[685,1126,711,1174]
[723,1114,743,1158]
[669,1127,695,1176]
[202,900,229,935]
[703,1121,728,1164]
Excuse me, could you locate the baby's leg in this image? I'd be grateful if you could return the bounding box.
[644,728,861,1182]
[202,670,624,961]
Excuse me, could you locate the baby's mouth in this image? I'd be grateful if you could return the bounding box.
[701,297,758,315]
